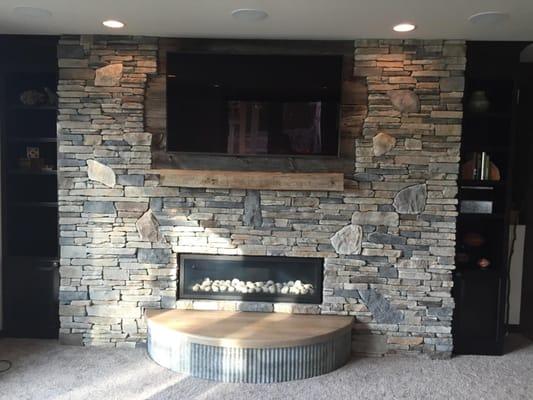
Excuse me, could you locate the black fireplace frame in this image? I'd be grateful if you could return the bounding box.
[179,254,323,304]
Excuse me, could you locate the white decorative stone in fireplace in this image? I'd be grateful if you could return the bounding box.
[179,255,323,304]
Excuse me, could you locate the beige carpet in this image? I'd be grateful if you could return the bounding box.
[0,335,531,400]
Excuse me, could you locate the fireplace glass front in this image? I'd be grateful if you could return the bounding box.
[179,254,323,304]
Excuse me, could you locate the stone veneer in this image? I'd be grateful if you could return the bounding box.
[57,36,465,357]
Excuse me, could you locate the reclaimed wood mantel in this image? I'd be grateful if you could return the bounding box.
[153,169,344,191]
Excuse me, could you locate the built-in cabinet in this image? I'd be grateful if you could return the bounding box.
[453,42,529,355]
[0,36,59,338]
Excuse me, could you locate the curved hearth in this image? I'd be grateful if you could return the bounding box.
[146,310,353,383]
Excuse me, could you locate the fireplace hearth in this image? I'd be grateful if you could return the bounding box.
[179,254,323,304]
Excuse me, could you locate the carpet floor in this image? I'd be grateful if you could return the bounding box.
[0,335,532,400]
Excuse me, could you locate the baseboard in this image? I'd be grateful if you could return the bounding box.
[506,324,521,333]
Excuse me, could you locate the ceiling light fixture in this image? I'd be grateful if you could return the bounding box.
[103,20,125,29]
[468,11,509,25]
[393,23,416,33]
[231,9,269,22]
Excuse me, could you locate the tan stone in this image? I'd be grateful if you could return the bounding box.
[95,63,123,86]
[388,90,420,113]
[373,132,396,156]
[136,209,162,242]
[87,160,116,187]
[387,336,424,346]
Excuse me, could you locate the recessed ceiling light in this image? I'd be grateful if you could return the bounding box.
[103,20,125,29]
[393,23,416,33]
[12,6,52,19]
[468,11,509,25]
[231,9,269,22]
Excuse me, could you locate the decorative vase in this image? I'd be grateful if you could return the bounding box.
[468,90,490,113]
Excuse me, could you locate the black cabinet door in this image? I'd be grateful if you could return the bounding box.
[453,269,505,355]
[3,256,59,338]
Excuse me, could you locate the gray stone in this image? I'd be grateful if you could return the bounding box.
[95,63,123,86]
[351,211,399,227]
[373,132,396,156]
[388,90,420,113]
[150,198,163,212]
[61,245,87,258]
[136,209,162,242]
[405,138,422,150]
[59,291,88,301]
[368,232,406,245]
[103,269,129,281]
[243,190,262,228]
[352,334,387,356]
[440,77,465,92]
[331,224,363,255]
[353,173,382,182]
[87,305,140,318]
[117,174,145,186]
[58,45,85,59]
[378,265,399,278]
[393,184,427,214]
[358,289,404,324]
[83,201,116,214]
[90,289,120,301]
[138,248,170,264]
[124,132,152,146]
[428,307,454,320]
[443,44,466,57]
[87,160,116,187]
[237,302,273,312]
[59,333,84,346]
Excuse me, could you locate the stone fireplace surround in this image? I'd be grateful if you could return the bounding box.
[57,35,465,358]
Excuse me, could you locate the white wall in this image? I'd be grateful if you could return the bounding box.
[508,225,526,325]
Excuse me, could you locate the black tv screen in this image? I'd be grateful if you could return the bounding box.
[166,53,343,156]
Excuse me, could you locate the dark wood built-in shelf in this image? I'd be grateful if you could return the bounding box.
[9,104,57,111]
[8,137,57,143]
[8,169,57,175]
[453,42,518,356]
[1,36,60,339]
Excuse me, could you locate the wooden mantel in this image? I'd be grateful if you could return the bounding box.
[153,169,344,191]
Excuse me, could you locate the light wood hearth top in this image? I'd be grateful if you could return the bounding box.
[152,169,344,191]
[145,309,353,348]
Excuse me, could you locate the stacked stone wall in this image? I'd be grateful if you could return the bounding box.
[58,36,464,357]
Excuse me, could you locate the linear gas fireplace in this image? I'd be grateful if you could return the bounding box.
[179,254,323,304]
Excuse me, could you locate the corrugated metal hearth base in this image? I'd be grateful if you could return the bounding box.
[146,310,353,383]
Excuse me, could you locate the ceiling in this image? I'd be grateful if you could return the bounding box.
[0,0,532,41]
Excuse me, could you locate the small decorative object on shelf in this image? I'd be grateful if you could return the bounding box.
[19,89,47,106]
[26,146,39,159]
[479,152,490,180]
[456,252,470,264]
[17,145,47,171]
[43,87,58,106]
[460,200,493,214]
[463,232,486,247]
[467,90,490,113]
[477,258,491,269]
[18,87,57,106]
[461,152,501,181]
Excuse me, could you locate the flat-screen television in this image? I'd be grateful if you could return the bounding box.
[166,53,343,156]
